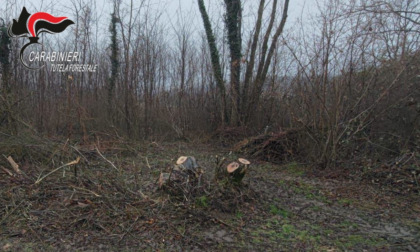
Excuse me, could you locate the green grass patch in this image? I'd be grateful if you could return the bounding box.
[236,211,244,219]
[334,234,385,249]
[289,182,330,203]
[339,220,359,229]
[269,205,290,218]
[338,198,353,206]
[249,219,323,246]
[310,205,322,211]
[285,162,305,176]
[196,196,208,208]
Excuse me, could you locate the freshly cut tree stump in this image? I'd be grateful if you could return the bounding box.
[226,158,251,184]
[227,162,240,173]
[175,156,199,173]
[158,156,201,189]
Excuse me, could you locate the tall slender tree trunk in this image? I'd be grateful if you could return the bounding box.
[224,0,242,126]
[198,0,227,126]
[246,0,289,124]
[108,10,119,122]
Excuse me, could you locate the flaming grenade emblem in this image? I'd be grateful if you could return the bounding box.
[8,7,74,69]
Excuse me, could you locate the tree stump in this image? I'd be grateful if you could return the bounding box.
[175,156,199,173]
[214,155,227,182]
[227,158,250,184]
[158,156,201,190]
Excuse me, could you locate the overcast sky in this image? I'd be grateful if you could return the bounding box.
[2,0,313,28]
[1,0,316,49]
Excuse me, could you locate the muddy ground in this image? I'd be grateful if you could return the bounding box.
[0,140,419,251]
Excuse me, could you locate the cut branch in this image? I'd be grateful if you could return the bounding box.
[35,157,81,184]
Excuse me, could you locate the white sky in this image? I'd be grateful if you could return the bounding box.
[2,0,314,30]
[1,0,317,54]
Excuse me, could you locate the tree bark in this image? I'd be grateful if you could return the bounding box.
[159,156,201,189]
[246,0,289,123]
[224,0,242,126]
[198,0,227,126]
[108,10,119,120]
[227,158,250,184]
[242,0,265,121]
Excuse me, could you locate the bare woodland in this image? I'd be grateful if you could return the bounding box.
[0,0,418,161]
[0,0,419,251]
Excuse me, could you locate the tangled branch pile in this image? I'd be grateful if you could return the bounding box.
[234,129,301,164]
[363,152,420,194]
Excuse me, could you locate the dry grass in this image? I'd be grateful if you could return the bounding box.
[0,132,419,251]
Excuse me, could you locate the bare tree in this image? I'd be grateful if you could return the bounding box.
[198,0,290,126]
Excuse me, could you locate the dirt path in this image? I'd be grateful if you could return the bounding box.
[179,158,419,251]
[238,165,420,251]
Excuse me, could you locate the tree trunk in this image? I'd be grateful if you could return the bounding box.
[108,10,119,121]
[226,158,250,184]
[159,156,201,189]
[214,157,250,185]
[246,0,289,124]
[242,0,265,122]
[198,0,227,126]
[224,0,242,126]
